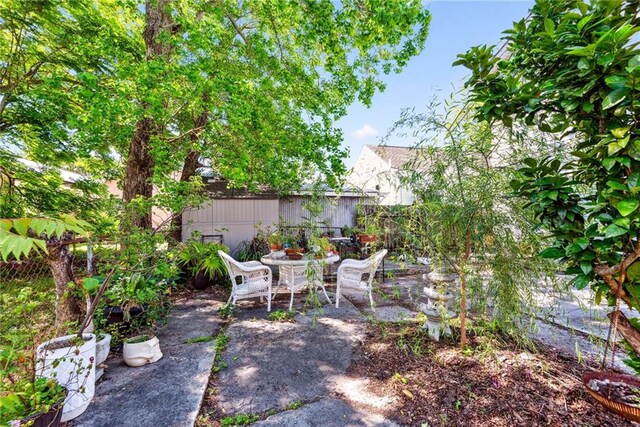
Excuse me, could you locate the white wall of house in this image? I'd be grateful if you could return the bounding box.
[182,199,279,253]
[348,145,415,205]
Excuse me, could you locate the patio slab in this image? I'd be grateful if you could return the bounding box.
[217,297,367,415]
[73,296,226,427]
[251,398,400,427]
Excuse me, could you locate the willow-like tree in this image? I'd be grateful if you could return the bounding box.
[455,0,640,362]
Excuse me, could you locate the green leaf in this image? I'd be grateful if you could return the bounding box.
[603,157,617,170]
[602,89,627,109]
[605,223,629,238]
[12,218,31,236]
[629,261,640,284]
[612,126,631,138]
[607,180,628,191]
[539,247,565,259]
[605,75,627,90]
[628,171,639,189]
[544,18,555,34]
[628,55,640,71]
[580,261,593,275]
[573,274,591,290]
[615,199,639,216]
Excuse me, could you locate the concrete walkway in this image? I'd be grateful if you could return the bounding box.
[73,295,226,427]
[216,294,400,425]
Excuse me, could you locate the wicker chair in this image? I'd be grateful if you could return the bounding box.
[218,251,272,312]
[335,249,387,311]
[275,263,332,311]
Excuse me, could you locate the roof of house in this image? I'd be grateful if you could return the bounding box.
[366,145,428,171]
[203,178,377,199]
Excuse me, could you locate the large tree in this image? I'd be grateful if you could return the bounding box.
[97,0,432,230]
[455,0,640,364]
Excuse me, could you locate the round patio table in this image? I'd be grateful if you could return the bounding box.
[261,251,340,310]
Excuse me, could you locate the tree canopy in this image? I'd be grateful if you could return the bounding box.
[455,0,640,363]
[1,0,431,230]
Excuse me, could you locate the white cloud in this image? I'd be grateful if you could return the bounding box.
[352,123,379,139]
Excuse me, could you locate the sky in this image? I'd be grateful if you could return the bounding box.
[337,0,534,168]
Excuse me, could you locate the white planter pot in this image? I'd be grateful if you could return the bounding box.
[95,334,112,381]
[123,336,162,367]
[36,333,96,422]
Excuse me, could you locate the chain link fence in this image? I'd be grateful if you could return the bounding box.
[1,243,93,290]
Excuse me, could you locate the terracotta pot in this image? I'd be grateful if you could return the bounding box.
[358,234,377,243]
[287,253,304,260]
[270,244,282,251]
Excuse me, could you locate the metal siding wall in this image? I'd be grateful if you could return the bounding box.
[182,199,279,253]
[278,197,361,228]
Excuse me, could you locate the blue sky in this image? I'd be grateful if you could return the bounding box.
[337,0,533,168]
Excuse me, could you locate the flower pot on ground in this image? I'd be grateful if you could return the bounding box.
[123,335,162,367]
[191,274,212,290]
[583,371,640,422]
[36,333,96,422]
[177,240,229,289]
[95,334,112,381]
[16,384,66,427]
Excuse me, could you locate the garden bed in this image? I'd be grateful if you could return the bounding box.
[347,324,632,426]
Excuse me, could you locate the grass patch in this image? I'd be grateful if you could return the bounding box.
[212,332,229,373]
[218,302,236,319]
[185,335,214,344]
[220,413,260,426]
[267,309,296,322]
[286,400,303,410]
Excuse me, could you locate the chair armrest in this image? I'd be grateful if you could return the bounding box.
[241,261,263,268]
[238,264,272,274]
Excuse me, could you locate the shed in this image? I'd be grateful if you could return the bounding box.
[182,180,376,253]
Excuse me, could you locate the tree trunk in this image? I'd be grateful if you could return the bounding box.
[169,149,202,242]
[121,0,174,230]
[122,117,155,229]
[169,99,208,242]
[47,241,82,328]
[459,269,467,349]
[608,310,640,356]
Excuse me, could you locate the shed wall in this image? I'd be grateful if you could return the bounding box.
[182,199,279,253]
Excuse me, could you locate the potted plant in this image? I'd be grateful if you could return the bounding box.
[177,240,229,290]
[358,225,378,244]
[267,232,283,251]
[122,334,162,367]
[36,333,96,421]
[309,236,331,258]
[0,286,68,427]
[94,333,112,381]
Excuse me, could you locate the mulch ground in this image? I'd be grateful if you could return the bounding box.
[346,324,633,427]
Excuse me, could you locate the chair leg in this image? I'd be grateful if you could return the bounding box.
[368,288,375,312]
[289,288,295,311]
[335,283,341,308]
[320,282,331,304]
[267,292,271,312]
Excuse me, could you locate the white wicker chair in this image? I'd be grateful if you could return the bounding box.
[218,251,273,312]
[275,263,332,311]
[335,249,387,311]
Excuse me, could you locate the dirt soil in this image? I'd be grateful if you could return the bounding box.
[346,324,632,427]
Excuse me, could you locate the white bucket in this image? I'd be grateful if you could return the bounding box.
[36,333,96,422]
[95,333,112,381]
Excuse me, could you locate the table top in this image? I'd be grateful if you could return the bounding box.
[261,251,340,266]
